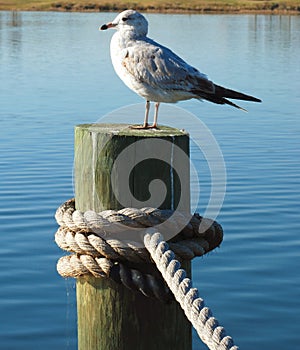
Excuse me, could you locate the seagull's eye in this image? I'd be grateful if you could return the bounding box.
[122,17,129,22]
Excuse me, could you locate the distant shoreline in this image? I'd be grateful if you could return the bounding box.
[1,0,300,15]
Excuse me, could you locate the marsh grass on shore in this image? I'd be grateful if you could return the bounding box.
[1,0,300,13]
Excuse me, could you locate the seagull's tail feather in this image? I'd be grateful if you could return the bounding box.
[194,84,261,110]
[214,84,262,103]
[222,98,248,112]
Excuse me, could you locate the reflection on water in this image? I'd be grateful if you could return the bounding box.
[248,15,297,51]
[11,10,22,27]
[0,11,23,63]
[0,11,300,350]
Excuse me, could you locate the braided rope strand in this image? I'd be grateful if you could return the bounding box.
[55,199,218,240]
[55,226,211,263]
[57,254,173,302]
[55,199,222,262]
[144,230,239,350]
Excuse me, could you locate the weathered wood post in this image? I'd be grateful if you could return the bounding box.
[74,123,192,350]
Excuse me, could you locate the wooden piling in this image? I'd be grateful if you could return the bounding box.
[74,123,192,350]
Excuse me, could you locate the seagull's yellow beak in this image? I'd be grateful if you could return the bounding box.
[99,22,117,30]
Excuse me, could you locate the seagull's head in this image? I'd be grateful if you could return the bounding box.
[100,10,148,37]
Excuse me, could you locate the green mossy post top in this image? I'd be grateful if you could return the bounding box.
[74,122,190,213]
[76,123,189,138]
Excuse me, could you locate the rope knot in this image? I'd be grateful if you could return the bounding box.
[55,198,238,350]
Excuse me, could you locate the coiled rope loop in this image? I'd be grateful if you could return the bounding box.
[55,198,238,350]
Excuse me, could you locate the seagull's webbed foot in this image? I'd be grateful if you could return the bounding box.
[146,123,158,129]
[130,123,157,130]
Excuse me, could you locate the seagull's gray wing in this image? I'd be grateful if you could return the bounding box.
[123,39,215,94]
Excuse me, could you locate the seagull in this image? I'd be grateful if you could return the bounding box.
[100,9,261,129]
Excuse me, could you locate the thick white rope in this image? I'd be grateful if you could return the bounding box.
[144,230,239,350]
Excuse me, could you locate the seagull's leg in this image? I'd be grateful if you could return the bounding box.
[130,100,150,129]
[148,102,160,128]
[143,100,150,128]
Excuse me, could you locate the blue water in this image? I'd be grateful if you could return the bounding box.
[1,11,300,349]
